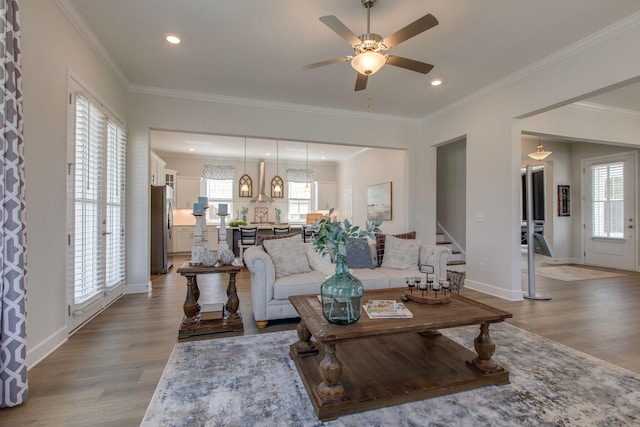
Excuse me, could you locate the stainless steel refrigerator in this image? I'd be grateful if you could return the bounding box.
[151,185,173,274]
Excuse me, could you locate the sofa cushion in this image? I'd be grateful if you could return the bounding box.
[349,268,390,290]
[273,270,327,299]
[263,235,311,278]
[376,267,422,287]
[375,231,416,266]
[304,243,334,276]
[381,235,422,270]
[346,238,375,269]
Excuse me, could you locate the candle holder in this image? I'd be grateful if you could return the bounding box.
[191,211,205,265]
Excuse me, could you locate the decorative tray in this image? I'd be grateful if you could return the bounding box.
[403,291,450,305]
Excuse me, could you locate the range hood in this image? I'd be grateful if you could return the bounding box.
[251,160,274,203]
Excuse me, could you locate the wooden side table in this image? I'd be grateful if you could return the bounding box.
[176,262,243,339]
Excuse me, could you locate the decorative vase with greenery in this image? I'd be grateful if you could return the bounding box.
[310,208,382,324]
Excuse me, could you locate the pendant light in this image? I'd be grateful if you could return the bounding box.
[239,138,252,197]
[528,136,552,161]
[271,140,284,198]
[304,143,310,193]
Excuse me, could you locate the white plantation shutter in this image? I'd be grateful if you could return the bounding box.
[592,162,624,238]
[73,94,105,304]
[70,92,126,310]
[105,121,126,288]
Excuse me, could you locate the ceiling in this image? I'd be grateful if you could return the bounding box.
[66,0,640,160]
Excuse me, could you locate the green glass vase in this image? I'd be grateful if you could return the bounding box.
[320,254,364,324]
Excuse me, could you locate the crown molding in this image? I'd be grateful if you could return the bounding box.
[55,0,129,90]
[128,84,423,126]
[422,11,640,124]
[570,101,640,117]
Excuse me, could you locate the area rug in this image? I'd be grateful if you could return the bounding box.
[534,265,626,282]
[142,323,640,426]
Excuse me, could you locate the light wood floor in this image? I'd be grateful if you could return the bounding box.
[3,255,640,426]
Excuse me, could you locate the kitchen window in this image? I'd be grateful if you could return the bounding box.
[288,182,311,222]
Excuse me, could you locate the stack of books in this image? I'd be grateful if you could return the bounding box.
[363,300,413,319]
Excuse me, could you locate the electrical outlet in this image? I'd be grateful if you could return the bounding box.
[479,262,486,273]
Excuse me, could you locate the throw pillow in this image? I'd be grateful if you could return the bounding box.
[304,243,334,276]
[346,238,374,269]
[263,235,311,278]
[381,235,421,270]
[256,232,299,247]
[375,231,416,266]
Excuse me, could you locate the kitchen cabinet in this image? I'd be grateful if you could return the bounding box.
[176,176,202,209]
[150,151,166,186]
[164,169,177,201]
[170,225,218,253]
[171,226,194,253]
[315,181,337,211]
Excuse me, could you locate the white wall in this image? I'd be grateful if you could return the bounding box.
[337,148,408,235]
[126,93,422,289]
[419,18,640,300]
[21,0,128,366]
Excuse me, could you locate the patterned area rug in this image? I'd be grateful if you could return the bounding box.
[534,265,626,282]
[142,323,640,426]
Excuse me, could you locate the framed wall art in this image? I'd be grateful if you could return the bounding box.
[558,185,570,216]
[254,206,268,223]
[367,182,392,221]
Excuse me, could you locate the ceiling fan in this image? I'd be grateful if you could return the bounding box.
[305,0,438,91]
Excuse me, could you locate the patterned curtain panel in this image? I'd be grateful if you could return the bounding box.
[286,168,313,183]
[0,0,28,407]
[203,164,234,180]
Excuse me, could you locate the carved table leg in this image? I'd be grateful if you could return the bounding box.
[182,275,198,327]
[225,272,240,321]
[470,322,505,375]
[293,321,317,355]
[192,275,201,312]
[317,343,344,400]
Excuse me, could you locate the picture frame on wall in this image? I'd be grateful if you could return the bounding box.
[254,206,268,223]
[558,185,570,216]
[367,182,392,221]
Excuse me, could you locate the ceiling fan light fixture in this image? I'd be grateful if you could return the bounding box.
[351,51,386,75]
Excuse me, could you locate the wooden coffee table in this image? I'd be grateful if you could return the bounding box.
[289,288,512,421]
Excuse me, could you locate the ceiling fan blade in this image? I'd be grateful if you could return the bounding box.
[354,72,368,91]
[319,15,362,46]
[382,13,438,48]
[386,55,434,74]
[304,56,350,70]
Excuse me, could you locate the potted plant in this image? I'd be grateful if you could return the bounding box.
[310,208,382,324]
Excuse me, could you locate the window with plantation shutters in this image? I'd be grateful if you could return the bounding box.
[68,88,126,327]
[591,162,624,239]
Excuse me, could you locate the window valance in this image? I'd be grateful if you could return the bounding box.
[203,164,235,180]
[286,168,313,183]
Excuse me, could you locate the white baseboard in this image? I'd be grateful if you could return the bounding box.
[27,326,67,370]
[544,257,582,265]
[125,281,151,294]
[465,279,524,301]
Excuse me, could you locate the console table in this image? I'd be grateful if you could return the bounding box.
[176,262,243,339]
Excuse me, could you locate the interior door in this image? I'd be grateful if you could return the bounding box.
[583,153,636,270]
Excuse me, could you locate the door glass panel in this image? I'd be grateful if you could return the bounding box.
[591,162,624,238]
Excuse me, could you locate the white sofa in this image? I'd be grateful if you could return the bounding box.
[244,239,451,328]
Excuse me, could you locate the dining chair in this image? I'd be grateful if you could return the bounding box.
[272,225,290,235]
[237,226,259,261]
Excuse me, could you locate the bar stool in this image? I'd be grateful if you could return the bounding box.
[273,225,290,235]
[237,226,258,261]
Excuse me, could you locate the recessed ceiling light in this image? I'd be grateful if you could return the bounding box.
[166,34,181,45]
[188,147,195,151]
[321,156,326,160]
[431,79,442,86]
[265,153,271,156]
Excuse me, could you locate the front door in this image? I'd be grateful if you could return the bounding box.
[583,152,636,270]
